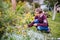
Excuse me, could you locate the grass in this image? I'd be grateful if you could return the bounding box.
[48,11,60,38]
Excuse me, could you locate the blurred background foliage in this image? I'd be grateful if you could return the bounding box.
[0,0,60,40]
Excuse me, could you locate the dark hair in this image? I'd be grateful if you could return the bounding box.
[39,11,42,13]
[35,8,42,14]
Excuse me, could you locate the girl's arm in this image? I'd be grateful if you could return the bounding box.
[28,16,38,27]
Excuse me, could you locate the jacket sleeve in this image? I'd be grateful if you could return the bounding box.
[28,22,34,27]
[28,16,38,27]
[37,15,48,26]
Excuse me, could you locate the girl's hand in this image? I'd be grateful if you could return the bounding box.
[33,24,37,26]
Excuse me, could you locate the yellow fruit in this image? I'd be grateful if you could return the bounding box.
[24,24,27,29]
[17,32,20,34]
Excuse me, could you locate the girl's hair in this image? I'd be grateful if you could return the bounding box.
[38,9,42,13]
[35,8,42,14]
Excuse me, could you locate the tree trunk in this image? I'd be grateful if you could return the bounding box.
[52,2,58,20]
[11,0,16,10]
[52,5,57,20]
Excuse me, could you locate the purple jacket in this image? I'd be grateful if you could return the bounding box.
[28,14,48,27]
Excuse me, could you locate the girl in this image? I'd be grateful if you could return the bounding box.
[28,8,50,33]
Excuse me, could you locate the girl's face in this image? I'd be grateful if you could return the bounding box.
[35,12,40,16]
